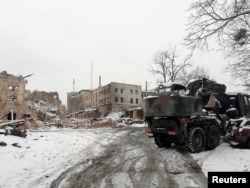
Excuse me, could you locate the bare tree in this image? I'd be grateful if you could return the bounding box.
[177,65,210,86]
[185,0,250,86]
[149,46,191,83]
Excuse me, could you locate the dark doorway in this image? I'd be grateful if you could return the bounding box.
[7,111,16,120]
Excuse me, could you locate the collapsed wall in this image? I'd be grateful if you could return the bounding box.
[0,71,28,119]
[25,90,62,107]
[0,71,66,121]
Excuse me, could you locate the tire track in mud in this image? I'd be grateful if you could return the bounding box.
[123,128,171,188]
[159,145,208,188]
[50,127,207,188]
[49,129,120,188]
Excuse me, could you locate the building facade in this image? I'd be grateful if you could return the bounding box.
[67,82,142,116]
[67,90,89,113]
[0,71,29,119]
[84,82,142,115]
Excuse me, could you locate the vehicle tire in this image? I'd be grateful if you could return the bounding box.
[205,126,220,150]
[246,139,250,149]
[186,127,206,153]
[154,133,172,148]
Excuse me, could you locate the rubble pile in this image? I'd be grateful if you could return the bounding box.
[26,100,59,121]
[90,120,123,129]
[1,102,130,141]
[67,118,92,129]
[23,118,63,130]
[67,118,123,129]
[0,120,27,138]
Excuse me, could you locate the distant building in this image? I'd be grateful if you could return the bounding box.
[67,82,142,117]
[67,90,89,113]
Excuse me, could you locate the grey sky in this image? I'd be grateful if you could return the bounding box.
[0,0,242,105]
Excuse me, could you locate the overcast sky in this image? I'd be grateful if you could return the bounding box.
[0,0,243,105]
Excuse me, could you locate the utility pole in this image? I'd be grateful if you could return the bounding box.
[91,62,93,90]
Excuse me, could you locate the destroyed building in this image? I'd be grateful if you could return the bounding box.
[0,71,30,119]
[0,71,66,121]
[25,90,66,121]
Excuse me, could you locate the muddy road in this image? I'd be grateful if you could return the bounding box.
[50,126,207,188]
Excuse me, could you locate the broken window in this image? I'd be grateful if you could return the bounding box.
[8,85,18,101]
[23,113,31,119]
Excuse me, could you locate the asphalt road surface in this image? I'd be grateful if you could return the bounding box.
[50,126,207,188]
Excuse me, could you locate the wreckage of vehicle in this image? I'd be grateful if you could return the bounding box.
[224,118,250,148]
[143,78,250,153]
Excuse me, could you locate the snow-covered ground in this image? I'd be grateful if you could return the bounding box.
[0,123,250,188]
[191,141,250,174]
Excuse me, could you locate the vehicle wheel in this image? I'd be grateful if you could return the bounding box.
[246,139,250,149]
[205,126,220,150]
[154,133,172,148]
[186,127,206,153]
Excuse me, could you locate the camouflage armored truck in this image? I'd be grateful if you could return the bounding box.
[143,78,250,153]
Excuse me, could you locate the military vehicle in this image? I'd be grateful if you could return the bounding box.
[143,78,250,153]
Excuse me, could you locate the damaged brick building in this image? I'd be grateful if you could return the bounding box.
[0,71,66,121]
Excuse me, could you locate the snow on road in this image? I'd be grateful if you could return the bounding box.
[0,127,115,188]
[0,123,250,188]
